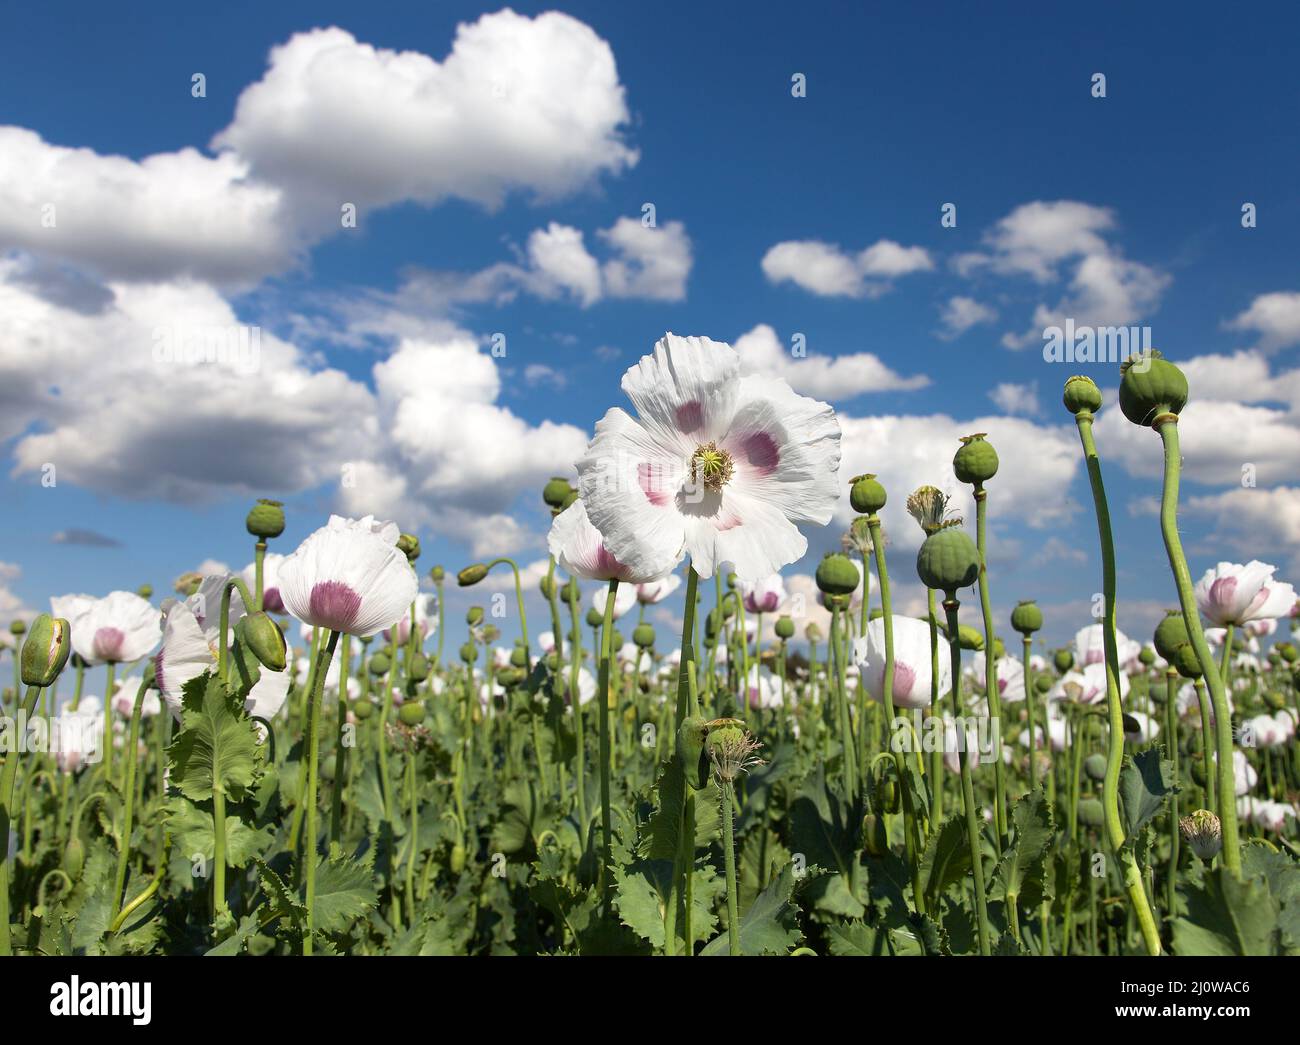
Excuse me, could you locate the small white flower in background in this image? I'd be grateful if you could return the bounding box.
[57,590,159,665]
[382,592,438,645]
[1195,560,1296,627]
[1175,681,1234,724]
[1049,661,1128,706]
[278,515,418,638]
[741,573,786,615]
[588,578,639,621]
[743,664,783,710]
[971,652,1025,703]
[578,333,842,581]
[1123,711,1160,743]
[1073,623,1140,670]
[158,574,290,722]
[853,615,951,711]
[635,574,681,605]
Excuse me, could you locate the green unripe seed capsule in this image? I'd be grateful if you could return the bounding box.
[1077,798,1105,829]
[916,526,981,594]
[351,699,374,720]
[848,473,887,515]
[368,652,391,676]
[953,433,999,486]
[1083,753,1107,783]
[774,615,795,640]
[1010,600,1042,635]
[633,623,655,649]
[542,477,573,510]
[245,498,286,539]
[398,702,427,726]
[1062,374,1103,415]
[815,552,860,596]
[1054,649,1074,673]
[1119,350,1188,427]
[1152,609,1189,662]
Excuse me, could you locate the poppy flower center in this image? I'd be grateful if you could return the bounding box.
[690,442,734,492]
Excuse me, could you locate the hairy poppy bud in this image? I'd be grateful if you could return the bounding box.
[815,553,860,596]
[585,608,603,629]
[1119,350,1187,427]
[245,498,285,539]
[539,574,556,599]
[916,526,980,594]
[497,667,526,687]
[458,563,489,587]
[240,612,287,672]
[1169,641,1202,680]
[9,619,25,638]
[862,814,888,858]
[1062,374,1103,416]
[450,843,467,873]
[848,473,887,515]
[21,614,71,687]
[1152,609,1188,662]
[953,433,998,486]
[63,834,85,880]
[1010,600,1042,636]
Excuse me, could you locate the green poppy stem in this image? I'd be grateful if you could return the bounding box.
[1155,417,1241,876]
[0,684,41,956]
[303,629,340,956]
[973,487,1007,853]
[596,579,618,889]
[111,676,152,925]
[720,779,741,955]
[1074,409,1163,954]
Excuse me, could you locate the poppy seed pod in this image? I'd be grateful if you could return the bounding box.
[1138,646,1156,667]
[1279,642,1297,664]
[1152,609,1188,661]
[174,571,203,597]
[1083,753,1107,783]
[497,667,526,687]
[1053,649,1074,673]
[409,653,430,679]
[542,477,573,511]
[458,642,477,664]
[585,608,603,629]
[21,614,71,687]
[398,701,427,726]
[1077,798,1105,829]
[9,619,25,637]
[351,698,374,720]
[633,622,655,648]
[1034,673,1052,694]
[245,499,286,539]
[1169,641,1203,680]
[466,606,484,627]
[774,615,795,640]
[953,433,998,486]
[916,526,980,594]
[457,563,489,587]
[368,652,390,676]
[1011,600,1042,635]
[1062,375,1103,415]
[815,553,860,597]
[559,489,579,511]
[957,624,985,651]
[848,473,887,515]
[397,534,420,563]
[1119,350,1188,427]
[509,645,527,668]
[235,612,284,673]
[1262,689,1286,711]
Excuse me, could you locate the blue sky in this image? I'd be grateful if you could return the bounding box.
[2,1,1298,653]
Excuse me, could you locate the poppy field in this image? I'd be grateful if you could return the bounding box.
[3,335,1298,958]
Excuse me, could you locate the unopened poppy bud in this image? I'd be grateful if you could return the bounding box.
[953,433,999,486]
[137,584,153,600]
[1263,689,1286,711]
[497,666,526,687]
[397,534,420,563]
[1062,374,1103,415]
[368,652,391,676]
[245,498,286,539]
[1138,646,1156,667]
[466,606,484,626]
[1189,753,1208,787]
[1119,350,1187,427]
[873,768,900,814]
[677,716,710,791]
[458,563,489,587]
[174,571,203,596]
[560,579,580,603]
[1279,642,1298,664]
[1169,641,1203,680]
[429,565,445,583]
[539,574,556,599]
[9,619,25,637]
[21,614,71,687]
[482,625,500,643]
[1179,809,1222,860]
[1152,609,1188,661]
[1010,600,1042,635]
[805,622,824,644]
[398,702,427,726]
[63,835,85,880]
[459,642,478,664]
[450,843,467,873]
[1054,649,1073,673]
[241,612,287,672]
[542,477,573,511]
[509,645,528,668]
[774,615,795,640]
[848,473,887,515]
[815,552,860,596]
[633,623,655,649]
[862,814,888,858]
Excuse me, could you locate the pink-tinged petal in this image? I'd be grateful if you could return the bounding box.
[739,431,780,475]
[1208,576,1238,614]
[892,661,916,703]
[620,334,741,449]
[308,581,363,632]
[93,627,125,662]
[675,400,705,433]
[262,587,285,615]
[637,462,672,507]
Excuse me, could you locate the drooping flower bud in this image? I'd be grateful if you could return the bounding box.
[953,433,999,486]
[458,563,489,587]
[1152,609,1189,661]
[1119,350,1188,427]
[240,612,287,672]
[538,573,555,600]
[1062,375,1103,416]
[20,614,72,687]
[677,715,711,791]
[815,553,860,597]
[1179,809,1222,860]
[848,473,887,515]
[1010,600,1042,636]
[397,534,421,563]
[245,498,286,539]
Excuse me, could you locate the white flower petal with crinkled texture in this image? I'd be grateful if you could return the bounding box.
[547,499,680,584]
[278,515,418,638]
[65,591,160,666]
[579,333,841,582]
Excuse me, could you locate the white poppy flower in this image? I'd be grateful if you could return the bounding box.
[588,577,639,620]
[853,615,951,711]
[972,653,1026,704]
[577,333,841,581]
[1049,662,1128,706]
[1195,560,1296,627]
[241,552,289,615]
[62,591,159,665]
[1073,623,1140,670]
[550,499,679,586]
[636,574,682,604]
[742,574,786,615]
[382,592,438,645]
[278,515,418,638]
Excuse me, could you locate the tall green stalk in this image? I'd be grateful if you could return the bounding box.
[0,684,41,956]
[1073,407,1163,954]
[303,629,341,956]
[596,579,618,888]
[973,488,1007,852]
